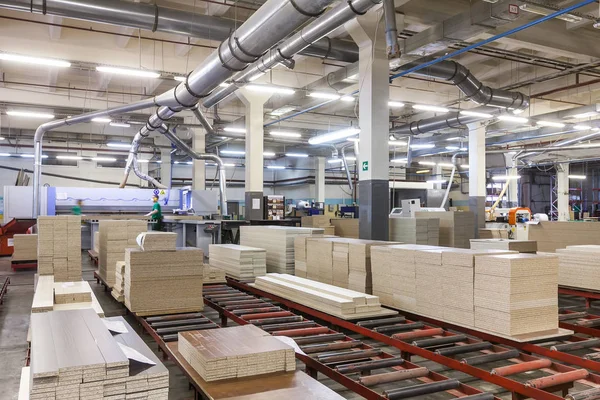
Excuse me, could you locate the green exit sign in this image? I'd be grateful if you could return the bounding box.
[362,161,369,171]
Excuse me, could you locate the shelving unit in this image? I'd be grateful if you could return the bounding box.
[264,195,285,220]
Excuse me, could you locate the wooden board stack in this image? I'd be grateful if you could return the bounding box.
[29,309,169,400]
[93,232,99,254]
[470,239,537,253]
[32,275,105,316]
[416,211,475,248]
[12,234,38,261]
[178,325,295,382]
[529,221,600,252]
[37,216,82,281]
[556,245,600,290]
[124,235,204,316]
[54,281,92,304]
[111,262,126,303]
[301,215,335,235]
[203,265,227,284]
[137,231,177,251]
[293,235,336,278]
[330,218,359,238]
[254,273,398,320]
[388,217,440,245]
[240,226,324,274]
[208,244,267,280]
[98,220,147,288]
[474,253,559,336]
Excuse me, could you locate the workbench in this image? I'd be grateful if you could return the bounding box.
[166,342,345,400]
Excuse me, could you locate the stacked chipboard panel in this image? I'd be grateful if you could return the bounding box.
[37,216,81,281]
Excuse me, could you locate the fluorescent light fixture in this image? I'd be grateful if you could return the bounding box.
[341,96,355,102]
[410,143,435,149]
[460,164,469,169]
[512,109,525,115]
[0,137,4,140]
[56,155,82,160]
[459,147,467,151]
[269,131,301,138]
[20,154,35,158]
[427,179,447,184]
[328,158,343,164]
[223,163,236,167]
[345,156,357,161]
[438,163,454,168]
[174,161,180,164]
[263,152,276,157]
[248,72,265,82]
[308,127,360,145]
[286,153,309,158]
[109,122,131,128]
[418,161,436,166]
[224,127,246,134]
[416,169,430,174]
[219,82,231,88]
[156,160,162,164]
[96,66,160,78]
[498,115,529,123]
[6,110,54,119]
[492,175,521,181]
[0,53,71,67]
[270,106,296,116]
[389,140,407,146]
[536,120,566,128]
[0,153,11,156]
[519,4,582,23]
[308,92,341,100]
[92,117,111,123]
[220,150,245,155]
[569,175,586,180]
[267,165,286,169]
[186,161,193,165]
[446,146,460,151]
[572,112,598,119]
[460,110,494,118]
[107,142,131,148]
[137,159,149,163]
[92,157,117,162]
[574,125,592,131]
[174,76,186,82]
[391,158,407,163]
[246,84,295,95]
[347,137,360,142]
[388,101,405,108]
[413,104,449,113]
[446,137,462,141]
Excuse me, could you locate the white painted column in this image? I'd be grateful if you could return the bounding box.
[433,164,443,190]
[315,157,326,203]
[346,6,390,240]
[504,153,519,207]
[160,149,172,188]
[191,127,206,190]
[468,123,487,236]
[557,162,570,221]
[236,88,272,220]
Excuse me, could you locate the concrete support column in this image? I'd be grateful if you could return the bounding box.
[433,164,443,190]
[504,153,519,207]
[315,157,326,204]
[347,6,390,241]
[237,88,272,220]
[160,149,172,188]
[468,123,487,237]
[557,162,570,221]
[191,126,206,190]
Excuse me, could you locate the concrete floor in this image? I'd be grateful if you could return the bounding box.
[0,252,596,400]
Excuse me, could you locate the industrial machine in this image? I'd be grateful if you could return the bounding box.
[507,207,532,240]
[0,218,36,256]
[286,199,324,217]
[339,205,358,218]
[177,188,220,217]
[389,199,445,218]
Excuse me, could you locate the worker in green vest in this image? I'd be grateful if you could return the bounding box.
[146,195,164,231]
[72,199,83,215]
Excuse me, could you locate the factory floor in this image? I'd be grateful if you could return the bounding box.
[0,253,595,400]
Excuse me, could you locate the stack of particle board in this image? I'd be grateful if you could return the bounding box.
[54,281,92,304]
[12,234,37,261]
[29,309,169,399]
[137,231,177,251]
[203,265,227,284]
[470,239,537,253]
[301,215,335,235]
[208,244,267,280]
[93,231,99,253]
[254,273,397,320]
[293,234,336,278]
[330,218,359,238]
[474,253,559,336]
[98,220,147,288]
[124,235,204,316]
[37,216,82,281]
[240,226,324,274]
[416,211,475,248]
[555,245,600,290]
[32,275,105,316]
[111,262,126,303]
[529,221,600,252]
[388,217,440,245]
[178,325,295,382]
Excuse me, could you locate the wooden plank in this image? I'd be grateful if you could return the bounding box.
[18,367,30,400]
[31,275,54,313]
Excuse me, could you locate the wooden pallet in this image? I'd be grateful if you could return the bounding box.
[10,259,37,271]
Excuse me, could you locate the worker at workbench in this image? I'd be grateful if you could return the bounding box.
[72,199,83,215]
[146,195,163,231]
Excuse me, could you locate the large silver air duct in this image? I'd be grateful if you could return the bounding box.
[132,154,167,189]
[0,0,359,62]
[201,0,382,109]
